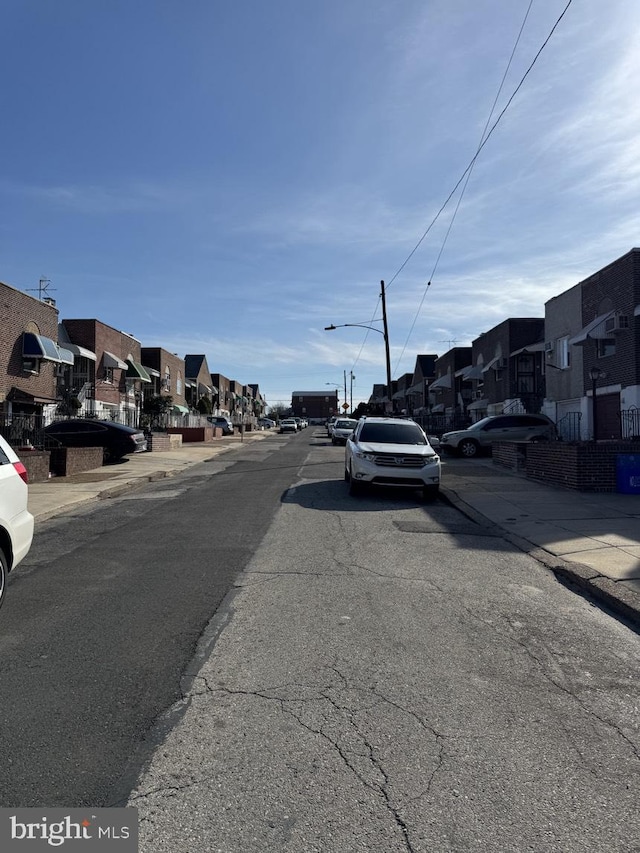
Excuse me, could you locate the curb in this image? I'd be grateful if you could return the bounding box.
[440,485,640,631]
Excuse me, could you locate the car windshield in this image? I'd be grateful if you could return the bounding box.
[335,420,358,429]
[359,423,427,445]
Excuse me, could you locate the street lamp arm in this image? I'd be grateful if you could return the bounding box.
[324,323,385,336]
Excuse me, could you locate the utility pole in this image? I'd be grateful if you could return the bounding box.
[349,371,355,413]
[380,280,392,412]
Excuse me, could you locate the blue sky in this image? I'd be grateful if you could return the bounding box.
[2,0,639,409]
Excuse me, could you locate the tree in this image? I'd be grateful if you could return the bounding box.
[268,403,291,420]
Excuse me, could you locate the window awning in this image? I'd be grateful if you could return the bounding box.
[456,364,484,380]
[392,390,406,400]
[185,379,196,388]
[210,385,219,394]
[23,332,63,363]
[468,398,489,410]
[146,367,161,378]
[198,382,212,395]
[126,359,152,382]
[56,346,75,365]
[103,351,128,370]
[8,386,59,404]
[172,404,189,414]
[406,382,425,395]
[65,343,97,361]
[510,341,545,357]
[568,311,615,345]
[429,374,452,391]
[482,356,500,373]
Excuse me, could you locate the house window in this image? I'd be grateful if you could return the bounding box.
[176,373,182,395]
[104,366,114,383]
[162,369,171,392]
[597,338,615,358]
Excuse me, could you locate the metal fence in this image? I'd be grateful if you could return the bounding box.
[556,411,582,442]
[621,407,640,440]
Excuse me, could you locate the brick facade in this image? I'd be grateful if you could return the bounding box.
[0,281,60,411]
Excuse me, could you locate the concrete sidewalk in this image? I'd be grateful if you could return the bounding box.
[440,456,640,628]
[26,431,640,627]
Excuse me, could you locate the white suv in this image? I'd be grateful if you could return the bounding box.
[345,417,441,499]
[0,435,35,610]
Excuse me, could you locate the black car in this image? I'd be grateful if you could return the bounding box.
[44,419,148,463]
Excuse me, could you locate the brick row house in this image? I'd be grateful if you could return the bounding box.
[366,248,640,442]
[1,280,268,445]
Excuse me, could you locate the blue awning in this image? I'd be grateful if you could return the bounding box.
[23,332,63,362]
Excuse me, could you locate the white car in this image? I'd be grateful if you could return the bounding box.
[331,418,358,446]
[345,417,440,499]
[0,434,35,609]
[279,419,298,434]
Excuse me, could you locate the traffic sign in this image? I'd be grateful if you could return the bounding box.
[342,403,349,410]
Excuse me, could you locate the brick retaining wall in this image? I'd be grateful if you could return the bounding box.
[50,447,104,476]
[493,441,640,492]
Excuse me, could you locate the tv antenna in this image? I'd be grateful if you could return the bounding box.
[27,277,57,302]
[439,338,459,349]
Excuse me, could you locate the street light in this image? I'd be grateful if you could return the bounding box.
[324,280,392,411]
[589,366,606,442]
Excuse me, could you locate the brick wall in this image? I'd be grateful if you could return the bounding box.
[0,281,60,404]
[524,441,640,492]
[580,249,640,390]
[50,446,104,476]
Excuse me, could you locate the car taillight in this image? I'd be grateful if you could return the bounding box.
[13,461,29,484]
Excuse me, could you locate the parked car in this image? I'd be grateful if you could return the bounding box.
[279,419,298,434]
[44,419,148,463]
[0,434,35,610]
[326,416,338,436]
[440,414,557,457]
[331,418,358,445]
[345,417,441,499]
[258,418,276,429]
[207,416,234,435]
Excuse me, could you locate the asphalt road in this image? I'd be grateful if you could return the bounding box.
[2,428,640,853]
[129,431,640,853]
[0,432,309,807]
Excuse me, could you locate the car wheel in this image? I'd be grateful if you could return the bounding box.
[348,464,363,495]
[0,548,8,611]
[459,438,479,458]
[422,485,439,501]
[103,447,113,464]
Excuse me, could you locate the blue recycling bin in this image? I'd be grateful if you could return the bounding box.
[616,454,640,494]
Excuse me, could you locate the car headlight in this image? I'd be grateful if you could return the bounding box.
[355,451,376,460]
[423,456,440,465]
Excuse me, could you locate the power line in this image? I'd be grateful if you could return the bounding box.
[350,0,574,380]
[393,0,537,372]
[386,0,573,294]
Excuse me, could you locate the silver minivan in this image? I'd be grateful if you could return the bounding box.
[440,414,557,457]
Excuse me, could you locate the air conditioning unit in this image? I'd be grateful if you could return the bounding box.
[22,358,39,374]
[544,341,554,353]
[604,314,629,333]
